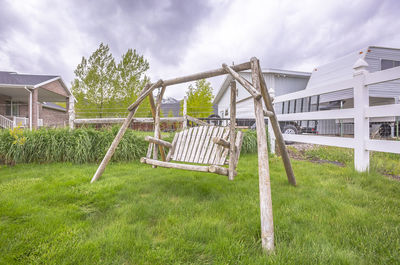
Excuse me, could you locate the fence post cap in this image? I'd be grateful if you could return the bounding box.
[353,58,369,75]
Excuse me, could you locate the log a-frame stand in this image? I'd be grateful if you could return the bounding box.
[90,57,296,252]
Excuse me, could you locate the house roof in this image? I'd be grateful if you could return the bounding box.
[0,71,59,86]
[213,68,311,104]
[0,71,75,102]
[42,102,67,112]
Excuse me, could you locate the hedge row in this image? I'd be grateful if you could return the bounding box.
[0,127,263,164]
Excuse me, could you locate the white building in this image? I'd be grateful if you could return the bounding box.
[274,46,400,136]
[213,68,310,124]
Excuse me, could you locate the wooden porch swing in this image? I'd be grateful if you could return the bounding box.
[90,57,297,252]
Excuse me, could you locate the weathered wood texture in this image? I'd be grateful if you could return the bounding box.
[171,126,231,166]
[251,57,274,252]
[149,86,166,162]
[186,115,209,126]
[128,80,163,110]
[263,109,274,117]
[140,157,232,176]
[74,117,183,124]
[128,63,251,111]
[213,137,230,148]
[141,126,243,176]
[228,80,237,180]
[144,136,173,148]
[160,62,251,87]
[257,60,296,186]
[91,82,160,183]
[222,63,261,99]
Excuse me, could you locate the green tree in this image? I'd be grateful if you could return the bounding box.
[116,49,149,107]
[72,43,117,118]
[72,43,150,118]
[181,79,214,118]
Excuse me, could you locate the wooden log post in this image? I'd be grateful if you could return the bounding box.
[90,80,163,183]
[228,80,237,180]
[251,57,275,252]
[148,89,166,162]
[183,96,188,130]
[152,86,167,167]
[256,60,296,186]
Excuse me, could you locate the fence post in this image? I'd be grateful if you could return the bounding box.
[268,87,276,154]
[267,118,276,154]
[353,59,370,172]
[68,96,75,129]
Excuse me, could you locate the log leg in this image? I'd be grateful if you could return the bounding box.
[251,58,274,252]
[228,80,237,180]
[152,86,167,167]
[149,91,166,161]
[90,81,162,183]
[256,60,296,186]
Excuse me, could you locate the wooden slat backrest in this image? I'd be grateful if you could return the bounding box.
[184,127,198,162]
[169,125,241,167]
[212,127,230,164]
[197,126,214,163]
[194,126,210,163]
[188,126,203,162]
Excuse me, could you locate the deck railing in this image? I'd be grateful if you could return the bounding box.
[0,114,13,129]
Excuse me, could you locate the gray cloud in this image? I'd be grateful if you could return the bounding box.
[0,0,400,100]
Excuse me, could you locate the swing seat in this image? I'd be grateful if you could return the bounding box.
[140,125,243,177]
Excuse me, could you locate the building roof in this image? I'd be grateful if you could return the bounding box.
[213,68,311,104]
[305,45,400,90]
[0,71,59,86]
[0,71,74,102]
[42,102,67,112]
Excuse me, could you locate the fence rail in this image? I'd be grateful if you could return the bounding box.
[271,61,400,171]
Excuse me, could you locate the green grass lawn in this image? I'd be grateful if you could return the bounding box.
[0,155,399,264]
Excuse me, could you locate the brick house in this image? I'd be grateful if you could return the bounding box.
[0,71,75,129]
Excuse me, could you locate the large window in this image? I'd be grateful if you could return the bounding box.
[381,59,400,70]
[5,101,19,116]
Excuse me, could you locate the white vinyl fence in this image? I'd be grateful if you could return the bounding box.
[270,59,400,172]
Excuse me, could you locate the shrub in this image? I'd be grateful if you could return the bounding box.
[0,127,148,164]
[0,127,262,164]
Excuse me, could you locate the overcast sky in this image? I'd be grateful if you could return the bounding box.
[1,0,400,99]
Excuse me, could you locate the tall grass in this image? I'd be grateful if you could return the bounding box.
[0,127,148,164]
[0,127,260,164]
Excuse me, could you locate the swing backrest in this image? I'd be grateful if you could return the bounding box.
[169,125,242,166]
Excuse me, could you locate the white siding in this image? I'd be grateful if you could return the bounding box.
[308,46,400,103]
[237,98,256,119]
[215,71,309,119]
[274,75,309,96]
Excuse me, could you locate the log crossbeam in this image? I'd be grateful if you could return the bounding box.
[145,136,172,148]
[263,109,274,117]
[213,137,230,148]
[222,63,261,100]
[140,157,234,177]
[186,115,209,126]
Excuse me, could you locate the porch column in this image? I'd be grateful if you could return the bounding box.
[29,90,32,130]
[32,88,38,129]
[67,96,75,129]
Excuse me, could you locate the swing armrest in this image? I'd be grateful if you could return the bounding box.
[145,136,173,148]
